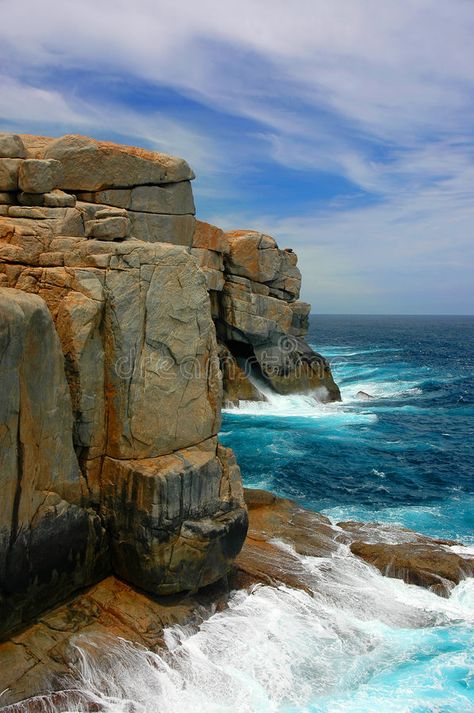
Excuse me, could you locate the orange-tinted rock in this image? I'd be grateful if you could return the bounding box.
[350,541,474,596]
[193,220,230,254]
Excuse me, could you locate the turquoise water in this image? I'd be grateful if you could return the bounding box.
[40,316,474,713]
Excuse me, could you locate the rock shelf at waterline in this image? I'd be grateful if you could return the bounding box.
[1,488,473,708]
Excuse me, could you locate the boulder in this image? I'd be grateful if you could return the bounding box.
[43,135,194,190]
[193,220,230,254]
[76,182,195,215]
[225,230,282,284]
[289,300,311,337]
[101,439,248,594]
[0,159,22,191]
[0,134,26,159]
[254,336,341,400]
[85,216,130,240]
[0,288,108,638]
[17,189,76,208]
[129,211,195,246]
[350,541,474,596]
[191,247,225,291]
[220,280,293,342]
[18,159,62,194]
[44,190,76,207]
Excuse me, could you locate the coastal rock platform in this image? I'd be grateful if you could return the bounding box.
[1,489,472,709]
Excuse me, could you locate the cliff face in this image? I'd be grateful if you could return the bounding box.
[192,222,341,403]
[0,133,338,639]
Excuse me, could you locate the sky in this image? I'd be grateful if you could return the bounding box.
[1,0,473,314]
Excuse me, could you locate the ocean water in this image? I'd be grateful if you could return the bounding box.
[221,315,474,545]
[32,316,474,713]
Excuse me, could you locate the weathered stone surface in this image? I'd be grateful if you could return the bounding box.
[1,241,222,462]
[129,211,195,246]
[349,539,474,596]
[0,288,108,638]
[191,247,224,272]
[225,231,301,299]
[0,134,26,159]
[101,439,248,594]
[44,190,76,208]
[0,159,22,191]
[0,208,85,266]
[203,268,225,292]
[193,220,230,254]
[191,247,225,290]
[18,160,62,194]
[43,135,194,190]
[85,216,130,240]
[77,181,195,215]
[225,230,282,283]
[220,280,293,342]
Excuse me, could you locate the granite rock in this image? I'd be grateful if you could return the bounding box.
[18,160,62,194]
[0,134,26,159]
[0,288,108,639]
[43,135,194,190]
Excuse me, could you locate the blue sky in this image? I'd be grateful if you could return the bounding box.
[1,0,473,314]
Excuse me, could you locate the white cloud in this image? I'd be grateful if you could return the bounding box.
[1,0,473,311]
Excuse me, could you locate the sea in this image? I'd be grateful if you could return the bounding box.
[45,315,474,712]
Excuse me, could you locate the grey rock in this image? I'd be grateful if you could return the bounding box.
[0,159,22,191]
[85,216,130,240]
[44,190,76,207]
[129,211,195,246]
[18,159,62,194]
[0,134,26,159]
[77,182,195,215]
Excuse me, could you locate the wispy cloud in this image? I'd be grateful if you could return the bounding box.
[1,0,473,312]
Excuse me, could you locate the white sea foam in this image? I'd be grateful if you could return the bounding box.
[47,545,474,713]
[224,375,378,423]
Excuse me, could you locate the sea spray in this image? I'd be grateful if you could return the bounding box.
[46,544,474,713]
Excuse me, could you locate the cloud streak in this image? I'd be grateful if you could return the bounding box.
[1,0,473,312]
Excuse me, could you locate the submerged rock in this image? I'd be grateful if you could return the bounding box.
[356,390,375,400]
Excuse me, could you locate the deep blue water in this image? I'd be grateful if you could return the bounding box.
[221,315,474,544]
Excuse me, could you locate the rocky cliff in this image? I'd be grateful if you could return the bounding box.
[0,133,338,641]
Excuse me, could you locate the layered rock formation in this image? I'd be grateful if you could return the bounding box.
[192,221,341,404]
[0,134,249,640]
[0,132,338,645]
